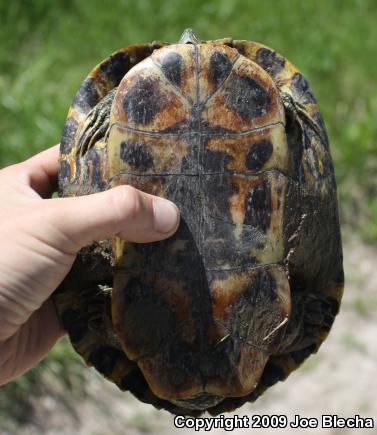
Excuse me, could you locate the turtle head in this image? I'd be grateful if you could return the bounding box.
[179,28,202,44]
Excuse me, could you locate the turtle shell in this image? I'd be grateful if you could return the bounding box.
[55,31,344,416]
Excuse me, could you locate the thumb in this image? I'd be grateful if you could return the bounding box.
[42,185,180,253]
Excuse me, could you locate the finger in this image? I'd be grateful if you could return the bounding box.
[22,145,60,198]
[42,185,180,252]
[0,299,65,386]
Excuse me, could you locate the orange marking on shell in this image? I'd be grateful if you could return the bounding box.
[202,56,285,132]
[211,274,249,324]
[110,58,191,131]
[228,175,260,225]
[89,69,113,100]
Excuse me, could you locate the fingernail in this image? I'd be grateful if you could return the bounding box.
[153,198,180,234]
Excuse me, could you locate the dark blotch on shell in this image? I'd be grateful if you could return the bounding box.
[166,340,198,387]
[100,51,131,85]
[72,78,100,113]
[261,361,286,387]
[123,77,165,125]
[88,346,123,377]
[256,48,286,77]
[161,52,184,87]
[233,269,278,343]
[120,141,154,170]
[290,343,317,365]
[225,76,271,120]
[284,105,305,182]
[245,139,274,171]
[119,368,148,392]
[321,314,335,332]
[121,300,173,357]
[244,180,272,233]
[61,309,87,344]
[59,160,71,181]
[257,269,278,301]
[327,296,340,316]
[291,73,317,104]
[209,50,233,88]
[312,111,329,147]
[119,370,180,414]
[202,146,232,173]
[60,117,78,155]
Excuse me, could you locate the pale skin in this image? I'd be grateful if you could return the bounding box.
[0,145,180,386]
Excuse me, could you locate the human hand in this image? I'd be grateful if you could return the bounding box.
[0,145,180,385]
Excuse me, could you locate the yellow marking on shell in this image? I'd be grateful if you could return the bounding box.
[269,126,289,168]
[274,64,300,89]
[63,109,88,179]
[207,37,234,46]
[113,237,125,265]
[231,40,260,61]
[95,138,107,150]
[113,239,143,269]
[227,175,259,225]
[232,223,243,241]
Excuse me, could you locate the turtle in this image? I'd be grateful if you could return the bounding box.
[54,29,344,416]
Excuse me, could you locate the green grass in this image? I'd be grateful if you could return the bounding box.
[0,0,377,427]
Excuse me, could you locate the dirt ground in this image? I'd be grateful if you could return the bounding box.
[4,234,377,435]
